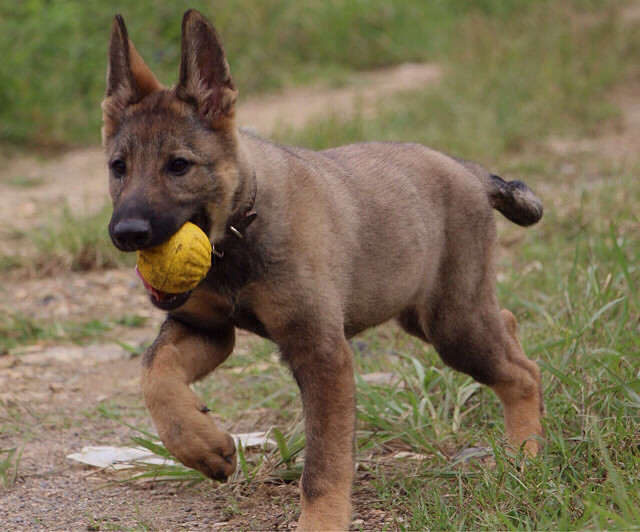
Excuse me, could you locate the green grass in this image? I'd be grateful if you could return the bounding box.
[0,0,622,147]
[0,203,134,274]
[86,511,153,532]
[4,176,44,189]
[280,2,640,160]
[0,310,147,353]
[351,233,639,529]
[0,447,22,490]
[0,0,455,146]
[30,203,134,272]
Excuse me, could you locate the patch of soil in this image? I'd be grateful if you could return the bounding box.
[0,339,300,530]
[0,346,397,530]
[2,269,158,323]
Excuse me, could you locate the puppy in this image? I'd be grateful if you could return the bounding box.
[103,10,544,530]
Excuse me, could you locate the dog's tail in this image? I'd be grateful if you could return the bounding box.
[454,157,543,226]
[486,173,543,226]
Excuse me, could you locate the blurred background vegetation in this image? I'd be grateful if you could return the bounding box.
[2,0,635,149]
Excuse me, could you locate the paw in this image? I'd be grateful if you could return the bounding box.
[298,488,352,531]
[298,509,350,532]
[159,405,237,481]
[522,437,542,458]
[504,411,544,460]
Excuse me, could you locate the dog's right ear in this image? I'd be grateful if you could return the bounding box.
[102,15,163,140]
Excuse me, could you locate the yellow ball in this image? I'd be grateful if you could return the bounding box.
[136,222,212,294]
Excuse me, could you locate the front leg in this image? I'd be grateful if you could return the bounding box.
[141,318,237,480]
[282,336,356,532]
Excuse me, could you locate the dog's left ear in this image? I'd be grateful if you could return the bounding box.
[176,10,238,128]
[102,15,163,140]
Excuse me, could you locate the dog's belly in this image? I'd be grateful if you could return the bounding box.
[340,247,434,338]
[343,277,423,338]
[341,219,441,337]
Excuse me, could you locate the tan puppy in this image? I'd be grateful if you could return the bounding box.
[103,10,545,531]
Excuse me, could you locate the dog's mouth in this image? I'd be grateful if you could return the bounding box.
[129,210,211,312]
[135,266,192,311]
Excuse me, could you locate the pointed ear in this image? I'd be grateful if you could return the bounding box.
[175,10,238,128]
[102,15,162,139]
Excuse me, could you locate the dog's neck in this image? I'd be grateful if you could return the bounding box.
[212,168,258,259]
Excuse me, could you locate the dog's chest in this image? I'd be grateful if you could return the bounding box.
[175,236,271,337]
[230,304,270,339]
[204,246,254,293]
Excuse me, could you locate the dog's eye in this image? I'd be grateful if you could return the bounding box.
[111,159,126,178]
[168,157,191,176]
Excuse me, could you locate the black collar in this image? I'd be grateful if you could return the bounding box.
[212,171,257,259]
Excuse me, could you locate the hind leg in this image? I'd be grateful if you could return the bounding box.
[400,305,544,456]
[490,309,544,456]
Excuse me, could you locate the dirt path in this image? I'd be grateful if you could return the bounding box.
[237,62,441,135]
[0,63,439,531]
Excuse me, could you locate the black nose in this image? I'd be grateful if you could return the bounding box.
[111,218,152,250]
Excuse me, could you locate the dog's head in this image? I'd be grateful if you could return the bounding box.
[103,10,246,255]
